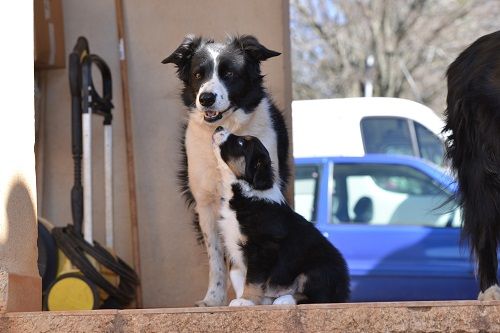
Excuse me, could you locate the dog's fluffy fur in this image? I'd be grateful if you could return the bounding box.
[162,35,290,306]
[212,128,350,305]
[444,30,500,300]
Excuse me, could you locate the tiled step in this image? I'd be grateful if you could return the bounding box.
[1,301,500,332]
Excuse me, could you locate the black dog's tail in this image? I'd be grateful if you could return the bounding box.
[444,30,500,292]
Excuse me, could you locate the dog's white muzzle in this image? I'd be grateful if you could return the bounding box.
[212,126,229,146]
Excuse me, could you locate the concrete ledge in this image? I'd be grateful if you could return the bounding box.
[1,301,500,332]
[0,270,41,313]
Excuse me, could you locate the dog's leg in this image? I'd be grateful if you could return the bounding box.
[230,266,246,298]
[195,204,227,307]
[477,243,500,300]
[228,265,251,305]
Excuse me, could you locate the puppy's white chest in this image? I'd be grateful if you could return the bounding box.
[218,200,246,264]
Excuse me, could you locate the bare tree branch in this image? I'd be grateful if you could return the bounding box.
[290,0,500,113]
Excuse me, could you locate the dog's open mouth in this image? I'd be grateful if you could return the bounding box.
[203,106,233,123]
[204,110,223,123]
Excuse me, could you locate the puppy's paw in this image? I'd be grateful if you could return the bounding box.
[261,297,274,305]
[272,295,296,305]
[478,284,500,301]
[229,298,255,307]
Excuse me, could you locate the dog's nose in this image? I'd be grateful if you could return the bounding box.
[199,92,216,107]
[215,126,224,133]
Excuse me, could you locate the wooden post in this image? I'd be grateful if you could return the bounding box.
[114,0,143,308]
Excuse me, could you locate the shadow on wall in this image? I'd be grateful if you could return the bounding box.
[1,179,38,276]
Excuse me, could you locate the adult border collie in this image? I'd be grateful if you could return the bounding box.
[212,127,349,305]
[444,30,500,300]
[162,35,290,306]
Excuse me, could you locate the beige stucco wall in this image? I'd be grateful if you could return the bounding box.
[38,0,292,307]
[0,2,40,311]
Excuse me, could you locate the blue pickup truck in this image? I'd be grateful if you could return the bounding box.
[294,154,478,302]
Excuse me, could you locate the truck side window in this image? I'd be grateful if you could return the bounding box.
[332,163,456,227]
[361,117,413,157]
[294,164,321,222]
[415,122,445,166]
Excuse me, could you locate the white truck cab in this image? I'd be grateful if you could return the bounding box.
[292,97,446,166]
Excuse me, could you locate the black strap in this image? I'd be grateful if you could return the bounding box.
[52,225,139,307]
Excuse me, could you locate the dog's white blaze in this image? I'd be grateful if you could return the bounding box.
[195,46,230,112]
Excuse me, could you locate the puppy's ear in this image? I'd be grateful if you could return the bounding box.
[233,35,281,62]
[245,144,274,190]
[251,158,274,190]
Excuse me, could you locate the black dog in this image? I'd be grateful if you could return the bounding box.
[162,35,290,306]
[444,30,500,299]
[212,127,349,305]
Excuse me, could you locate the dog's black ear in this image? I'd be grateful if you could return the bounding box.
[245,144,274,190]
[162,35,202,79]
[252,158,274,190]
[233,35,281,62]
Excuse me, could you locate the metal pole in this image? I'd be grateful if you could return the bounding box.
[104,124,114,249]
[82,93,93,244]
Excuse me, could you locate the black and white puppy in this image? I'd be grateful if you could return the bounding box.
[212,127,350,305]
[444,30,500,300]
[162,35,290,306]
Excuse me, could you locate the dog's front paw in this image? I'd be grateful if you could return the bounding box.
[229,298,255,307]
[478,284,500,301]
[195,297,226,307]
[195,300,210,307]
[272,295,296,305]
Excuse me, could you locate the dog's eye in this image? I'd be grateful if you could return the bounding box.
[224,71,233,79]
[237,138,244,146]
[194,72,202,80]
